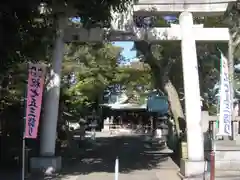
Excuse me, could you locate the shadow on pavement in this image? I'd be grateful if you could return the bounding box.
[0,135,179,179]
[60,135,176,176]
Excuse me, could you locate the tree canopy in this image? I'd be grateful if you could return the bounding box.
[0,0,135,123]
[61,42,152,117]
[0,0,132,76]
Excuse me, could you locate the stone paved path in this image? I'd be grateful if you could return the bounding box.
[59,133,180,180]
[2,133,240,180]
[0,133,180,180]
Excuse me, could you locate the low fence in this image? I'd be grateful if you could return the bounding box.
[108,123,145,135]
[105,123,168,139]
[109,124,122,134]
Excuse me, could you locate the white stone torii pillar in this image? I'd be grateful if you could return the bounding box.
[40,17,67,157]
[179,12,205,177]
[180,11,203,161]
[30,16,67,172]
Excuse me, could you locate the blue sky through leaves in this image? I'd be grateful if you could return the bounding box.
[112,41,136,61]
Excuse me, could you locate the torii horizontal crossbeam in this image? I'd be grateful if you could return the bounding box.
[136,0,234,4]
[63,26,230,42]
[133,0,236,16]
[133,4,229,16]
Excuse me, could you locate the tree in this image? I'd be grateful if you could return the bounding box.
[61,43,152,114]
[59,42,124,121]
[113,61,153,93]
[0,0,135,126]
[134,16,184,136]
[0,0,135,130]
[0,0,134,164]
[0,0,133,89]
[133,9,240,136]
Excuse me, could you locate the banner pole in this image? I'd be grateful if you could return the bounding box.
[210,138,215,180]
[22,64,28,180]
[114,156,119,180]
[22,137,26,180]
[228,36,234,140]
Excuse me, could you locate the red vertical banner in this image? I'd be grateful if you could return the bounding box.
[24,63,46,139]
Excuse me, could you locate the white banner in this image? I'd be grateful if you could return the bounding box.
[218,53,232,136]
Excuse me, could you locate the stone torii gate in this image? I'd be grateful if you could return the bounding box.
[31,0,236,179]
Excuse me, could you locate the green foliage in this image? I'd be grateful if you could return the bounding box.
[0,0,133,162]
[114,65,152,91]
[73,0,133,27]
[63,43,121,106]
[61,43,153,115]
[0,0,134,120]
[0,0,133,77]
[0,1,54,74]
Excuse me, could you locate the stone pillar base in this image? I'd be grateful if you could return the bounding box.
[179,159,206,180]
[30,156,62,174]
[178,173,207,180]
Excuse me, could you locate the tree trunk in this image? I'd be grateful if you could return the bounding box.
[134,41,185,136]
[148,62,184,137]
[163,79,184,136]
[148,56,184,137]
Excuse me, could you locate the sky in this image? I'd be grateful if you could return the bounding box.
[112,41,137,61]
